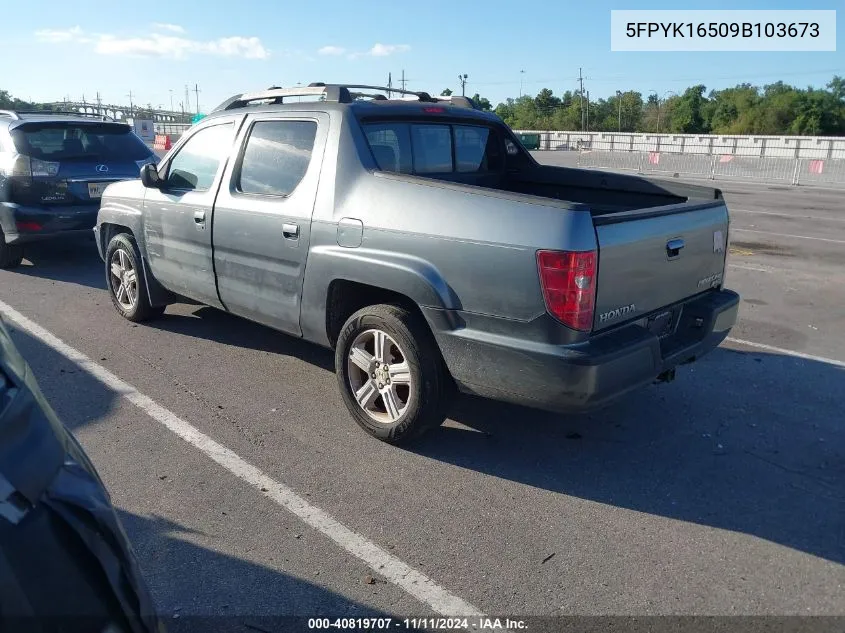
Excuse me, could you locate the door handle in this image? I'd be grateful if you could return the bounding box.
[666,238,685,258]
[282,223,299,239]
[194,210,206,224]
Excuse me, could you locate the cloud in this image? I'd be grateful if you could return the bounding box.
[35,26,91,44]
[152,22,185,34]
[368,43,410,57]
[34,26,269,60]
[318,45,346,56]
[345,43,411,60]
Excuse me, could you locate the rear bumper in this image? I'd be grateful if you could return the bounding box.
[0,202,98,245]
[432,289,740,413]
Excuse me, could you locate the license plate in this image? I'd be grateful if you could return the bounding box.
[87,182,109,198]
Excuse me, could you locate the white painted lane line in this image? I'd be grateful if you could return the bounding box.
[725,337,845,369]
[0,300,484,619]
[730,208,845,223]
[731,228,845,245]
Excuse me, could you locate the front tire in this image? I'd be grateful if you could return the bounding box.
[105,233,164,323]
[335,304,452,444]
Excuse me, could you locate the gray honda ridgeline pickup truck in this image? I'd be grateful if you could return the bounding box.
[94,83,739,444]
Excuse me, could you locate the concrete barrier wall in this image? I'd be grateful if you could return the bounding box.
[515,131,845,160]
[519,130,845,186]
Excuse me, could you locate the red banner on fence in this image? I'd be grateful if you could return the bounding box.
[648,152,660,165]
[809,160,824,174]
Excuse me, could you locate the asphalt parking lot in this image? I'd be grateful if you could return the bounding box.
[0,156,843,630]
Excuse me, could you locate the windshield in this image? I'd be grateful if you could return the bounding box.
[10,122,153,161]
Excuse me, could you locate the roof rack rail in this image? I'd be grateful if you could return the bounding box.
[212,83,477,112]
[0,109,115,122]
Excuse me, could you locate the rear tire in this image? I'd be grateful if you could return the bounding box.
[0,232,23,269]
[335,304,452,444]
[105,233,165,323]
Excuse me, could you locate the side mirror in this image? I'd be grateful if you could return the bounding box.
[140,162,162,188]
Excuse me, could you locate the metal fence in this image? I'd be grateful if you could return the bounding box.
[518,131,845,187]
[153,122,192,137]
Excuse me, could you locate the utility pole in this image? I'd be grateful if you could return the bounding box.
[96,91,102,116]
[169,89,174,112]
[458,73,468,97]
[387,72,392,98]
[578,67,585,132]
[184,85,190,116]
[193,83,201,114]
[126,91,134,116]
[399,70,407,91]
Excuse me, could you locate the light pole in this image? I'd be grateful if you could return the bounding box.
[169,89,174,112]
[616,90,622,132]
[458,74,468,97]
[519,70,525,98]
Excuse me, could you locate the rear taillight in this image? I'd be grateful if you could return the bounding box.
[30,158,60,177]
[2,155,60,179]
[536,249,597,331]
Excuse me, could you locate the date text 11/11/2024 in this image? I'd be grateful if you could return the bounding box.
[307,617,529,630]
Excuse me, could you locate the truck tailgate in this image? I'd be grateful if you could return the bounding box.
[593,202,728,331]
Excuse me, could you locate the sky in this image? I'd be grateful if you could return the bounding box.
[2,0,842,114]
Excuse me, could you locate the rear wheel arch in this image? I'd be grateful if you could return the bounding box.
[325,279,432,349]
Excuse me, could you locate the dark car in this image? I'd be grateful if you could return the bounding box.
[0,110,157,269]
[0,314,165,633]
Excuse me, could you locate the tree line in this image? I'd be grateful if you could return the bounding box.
[6,77,845,136]
[453,76,845,136]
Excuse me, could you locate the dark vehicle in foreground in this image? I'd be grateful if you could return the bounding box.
[95,83,739,444]
[0,315,164,632]
[0,110,157,268]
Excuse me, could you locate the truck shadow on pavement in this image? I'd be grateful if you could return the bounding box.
[13,238,105,291]
[414,347,845,566]
[7,319,844,569]
[148,307,336,373]
[116,510,404,632]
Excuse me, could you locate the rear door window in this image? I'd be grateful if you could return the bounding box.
[237,120,318,197]
[10,123,153,161]
[362,121,503,175]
